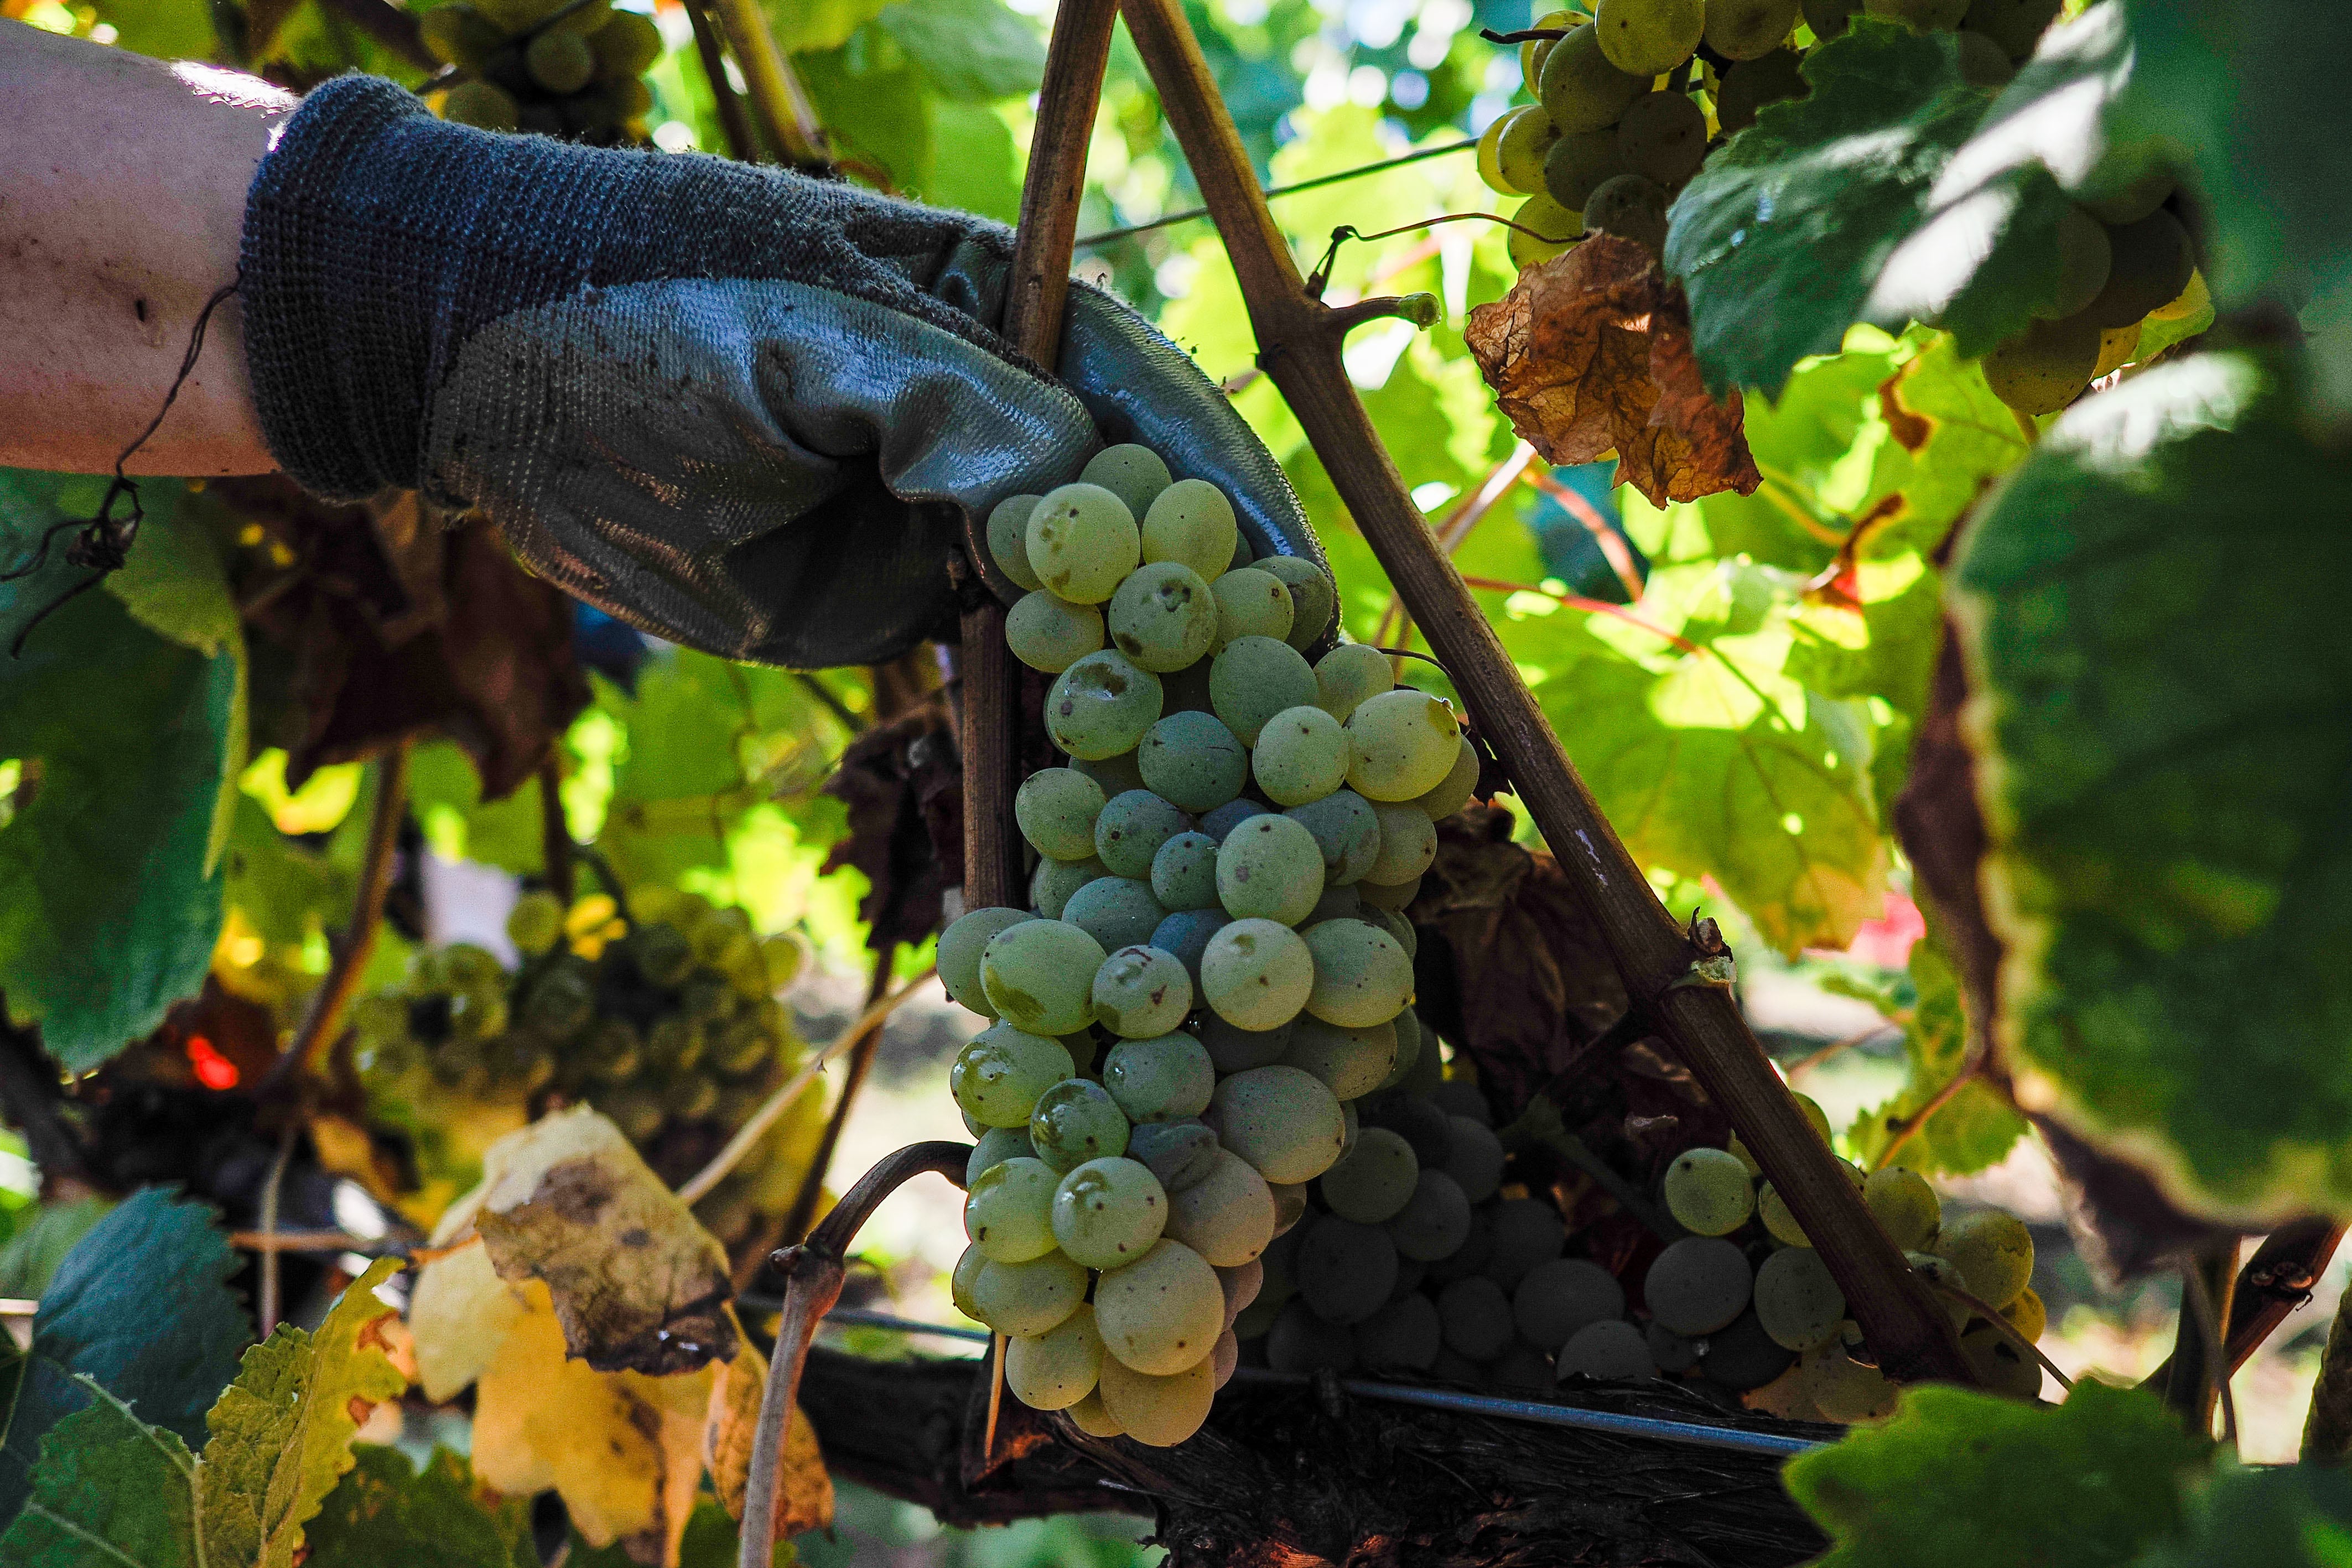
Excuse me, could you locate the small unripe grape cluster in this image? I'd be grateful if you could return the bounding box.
[354,885,807,1244]
[422,0,663,145]
[942,442,1486,1446]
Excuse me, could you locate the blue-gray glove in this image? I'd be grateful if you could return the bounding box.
[239,76,1322,668]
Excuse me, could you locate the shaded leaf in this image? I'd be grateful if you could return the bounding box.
[819,705,961,954]
[1953,354,2352,1217]
[305,1446,538,1568]
[1785,1380,2207,1568]
[197,1259,407,1568]
[0,1191,245,1523]
[0,1383,197,1568]
[0,484,234,1070]
[2113,0,2352,418]
[1465,236,1761,507]
[2136,1462,2352,1568]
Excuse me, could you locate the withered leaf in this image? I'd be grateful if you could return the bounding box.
[821,703,963,953]
[458,1105,737,1375]
[705,1309,835,1540]
[1465,236,1762,508]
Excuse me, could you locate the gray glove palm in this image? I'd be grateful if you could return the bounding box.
[240,76,1322,667]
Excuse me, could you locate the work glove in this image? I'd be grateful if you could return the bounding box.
[239,75,1323,668]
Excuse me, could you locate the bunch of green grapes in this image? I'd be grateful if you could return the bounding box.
[354,885,811,1245]
[1640,1122,2046,1420]
[937,442,1486,1446]
[419,0,664,144]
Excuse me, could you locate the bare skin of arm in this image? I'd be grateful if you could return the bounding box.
[0,23,290,476]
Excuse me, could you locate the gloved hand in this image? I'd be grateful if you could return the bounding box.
[238,76,1323,668]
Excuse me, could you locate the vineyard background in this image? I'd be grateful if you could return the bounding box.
[2,0,2348,1562]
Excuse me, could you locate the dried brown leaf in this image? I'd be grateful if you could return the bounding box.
[821,704,963,952]
[1465,236,1762,508]
[706,1310,835,1540]
[456,1105,738,1374]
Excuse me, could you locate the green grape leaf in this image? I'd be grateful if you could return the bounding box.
[797,45,931,189]
[0,1382,199,1568]
[1669,14,2143,396]
[0,1201,112,1304]
[1667,24,1996,395]
[0,1192,247,1523]
[223,797,351,952]
[875,0,1043,101]
[920,101,1021,223]
[1953,352,2352,1216]
[2134,1462,2352,1568]
[1505,561,1889,956]
[101,493,247,872]
[1787,1380,2209,1568]
[197,1260,406,1568]
[1844,933,2027,1176]
[86,0,215,63]
[0,484,236,1069]
[2113,0,2352,418]
[305,1447,538,1568]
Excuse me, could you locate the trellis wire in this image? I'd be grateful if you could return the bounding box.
[1076,139,1477,248]
[781,1306,1824,1458]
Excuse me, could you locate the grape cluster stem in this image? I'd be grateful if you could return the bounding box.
[739,1140,972,1568]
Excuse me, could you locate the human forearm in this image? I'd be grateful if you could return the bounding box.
[0,23,290,476]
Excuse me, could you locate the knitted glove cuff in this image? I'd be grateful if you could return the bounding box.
[238,74,1035,501]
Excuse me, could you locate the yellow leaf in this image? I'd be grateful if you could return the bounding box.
[469,1105,737,1375]
[704,1309,834,1540]
[408,1237,528,1403]
[472,1279,714,1566]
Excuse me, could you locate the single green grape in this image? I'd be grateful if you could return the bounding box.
[1300,917,1414,1028]
[506,890,565,956]
[1255,557,1336,651]
[525,29,596,93]
[1314,643,1392,722]
[2083,209,2193,329]
[1093,949,1196,1041]
[987,494,1045,590]
[1094,790,1193,881]
[1862,1165,1941,1251]
[1614,91,1709,189]
[1101,1030,1217,1120]
[1210,568,1294,650]
[1165,1149,1276,1266]
[420,4,505,67]
[1016,768,1108,863]
[1212,1065,1348,1184]
[1544,127,1626,212]
[966,1155,1061,1263]
[1080,444,1174,518]
[1216,813,1328,926]
[1509,193,1582,269]
[1027,482,1141,604]
[951,1024,1078,1128]
[1150,830,1223,911]
[1211,635,1320,747]
[1660,1146,1755,1235]
[1051,1160,1169,1271]
[1006,590,1104,673]
[1582,173,1670,256]
[1031,854,1105,922]
[1982,314,2098,416]
[1127,1118,1223,1193]
[1933,1208,2034,1309]
[1538,20,1651,133]
[1030,1077,1132,1171]
[1800,0,1855,35]
[1319,1126,1419,1224]
[1520,6,1579,94]
[1475,111,1517,196]
[1252,705,1351,808]
[1344,689,1461,802]
[1594,0,1704,74]
[973,1251,1089,1336]
[1754,1244,1846,1351]
[1107,560,1218,673]
[1643,1235,1753,1335]
[966,1125,1034,1187]
[1200,920,1316,1031]
[1045,650,1164,760]
[1137,709,1248,814]
[1496,106,1562,198]
[1703,0,1799,59]
[1095,1239,1226,1375]
[980,919,1108,1035]
[590,7,661,74]
[1141,479,1240,583]
[1062,876,1169,953]
[1005,1300,1105,1410]
[1149,908,1226,985]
